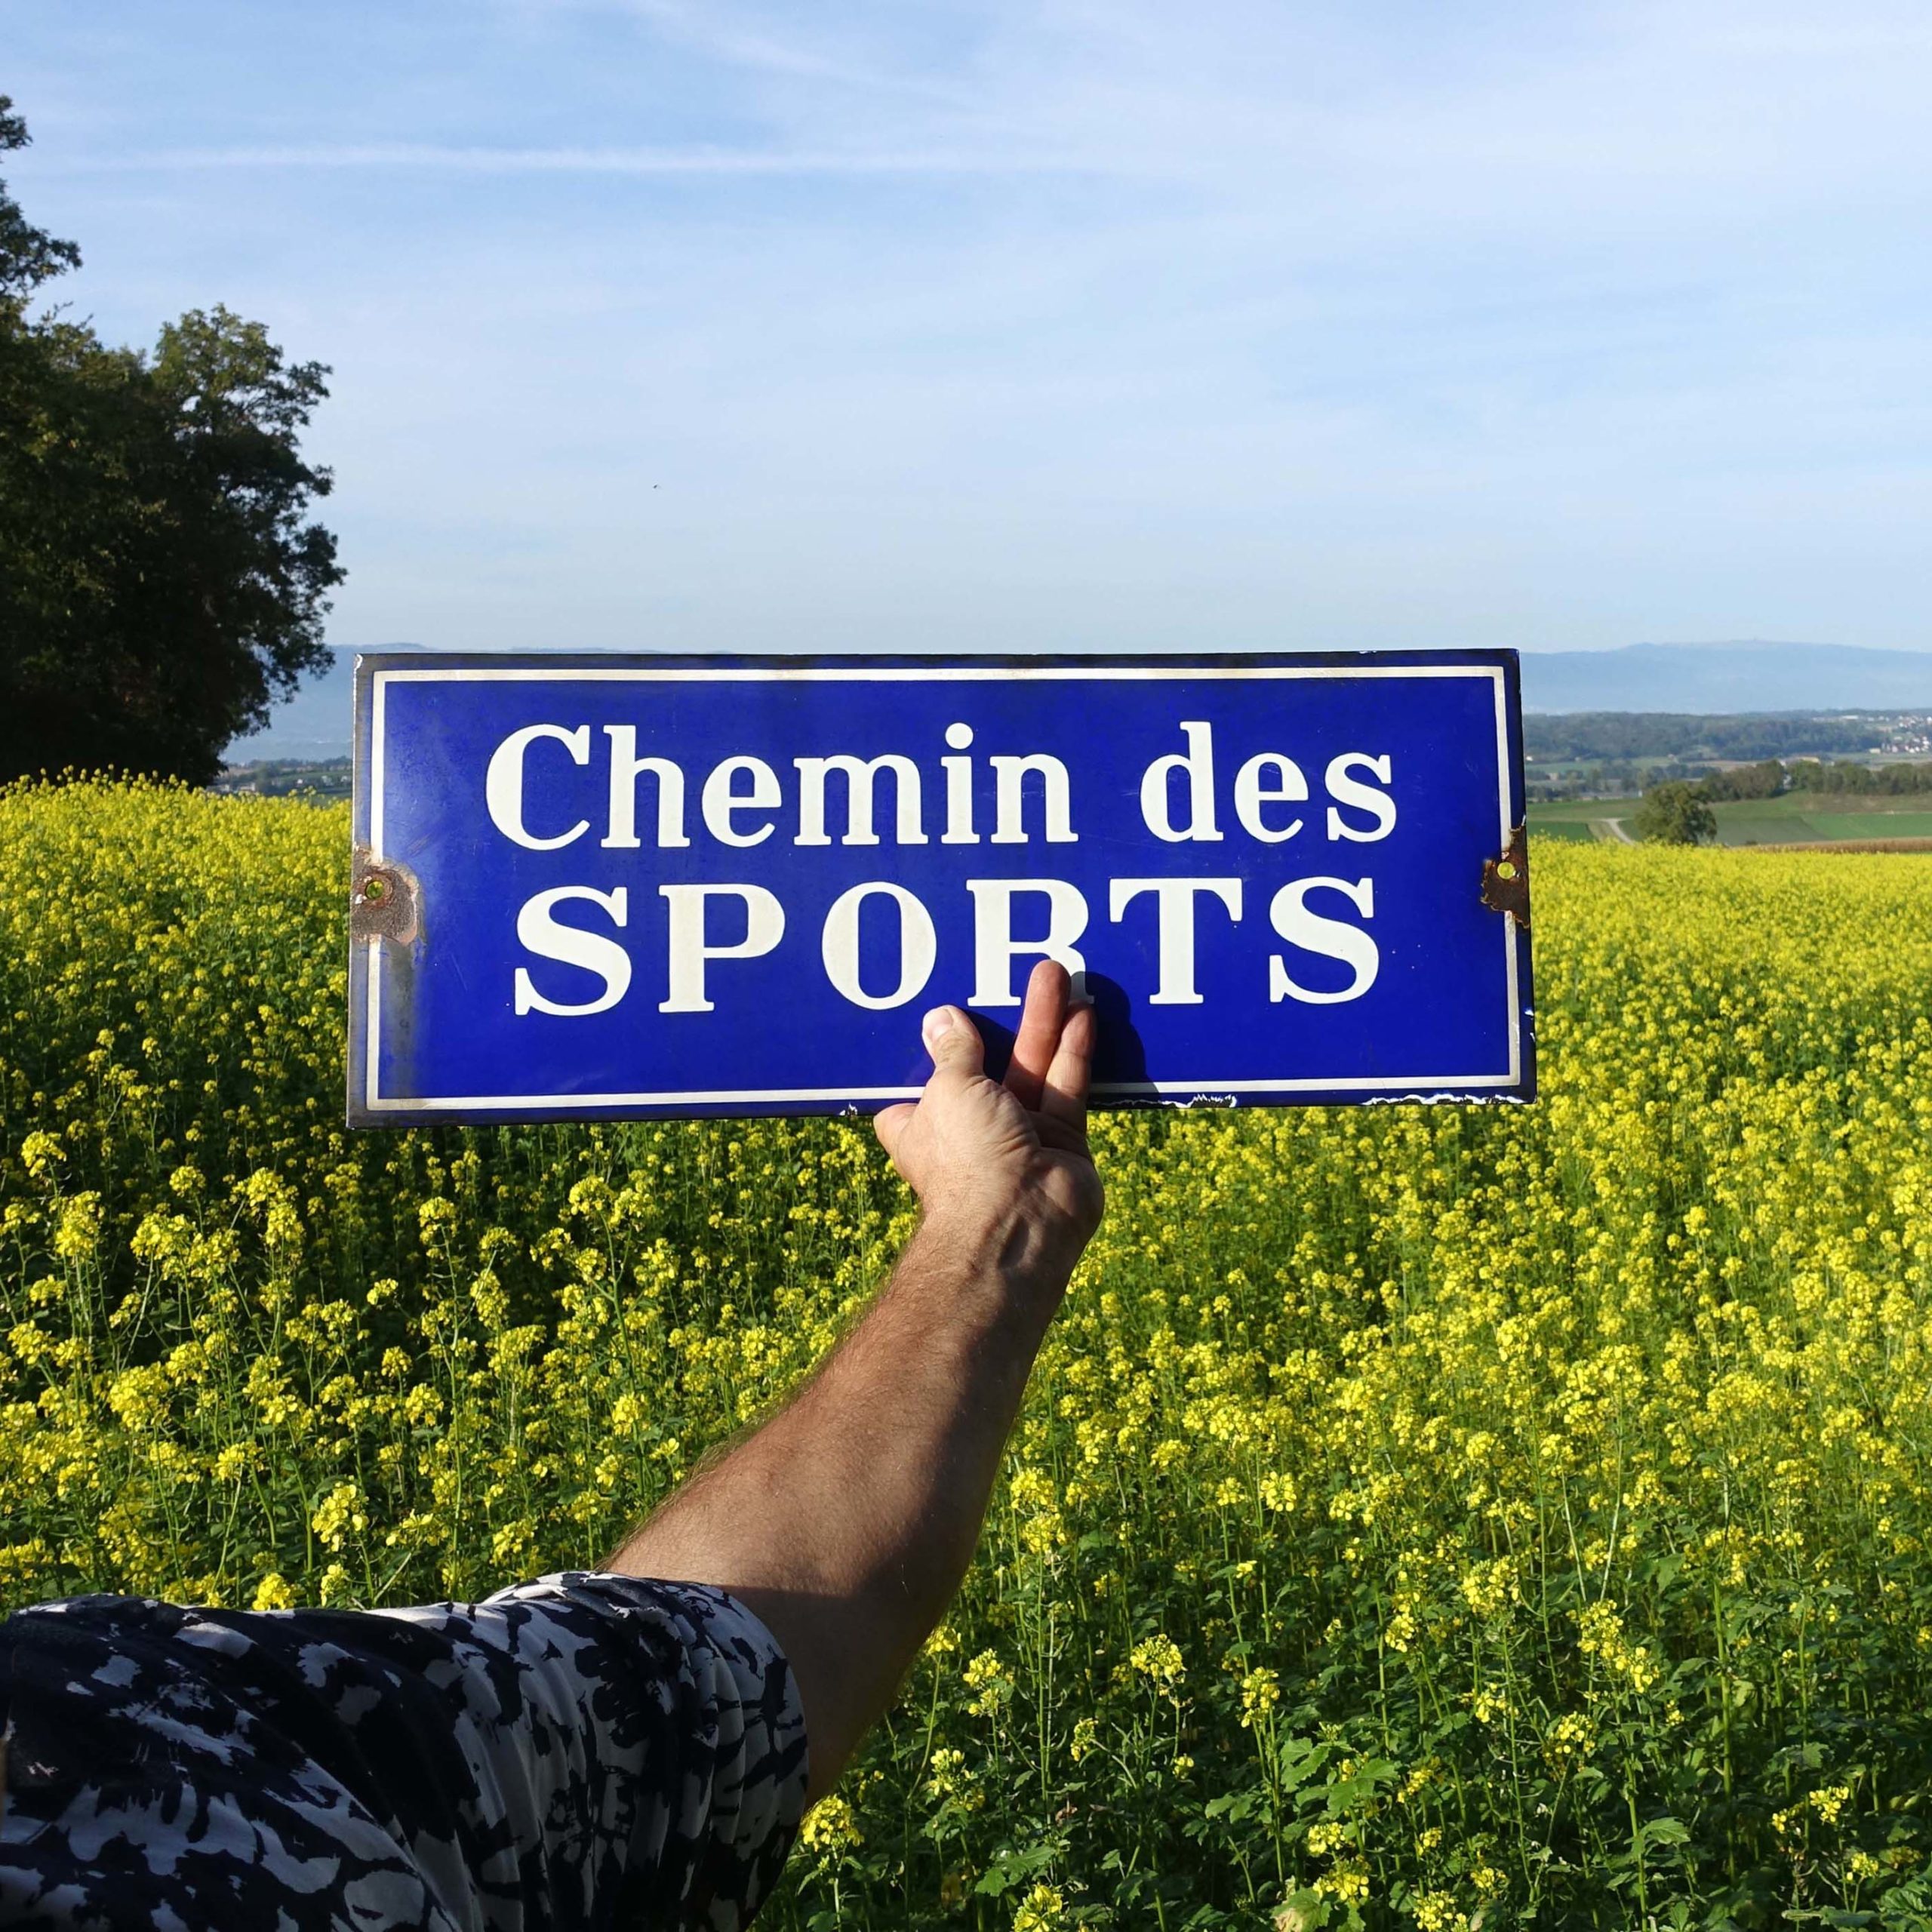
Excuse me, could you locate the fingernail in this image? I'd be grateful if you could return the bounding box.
[921,1006,954,1044]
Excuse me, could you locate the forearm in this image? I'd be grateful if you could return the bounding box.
[611,968,1101,1804]
[610,1207,1075,1800]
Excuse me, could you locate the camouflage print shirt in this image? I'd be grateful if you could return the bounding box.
[0,1572,809,1931]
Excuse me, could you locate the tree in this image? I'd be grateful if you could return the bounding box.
[1700,757,1785,802]
[1633,780,1717,846]
[0,98,342,785]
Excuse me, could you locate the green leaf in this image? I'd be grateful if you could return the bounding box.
[1271,1888,1331,1930]
[1637,1816,1691,1853]
[974,1844,1061,1899]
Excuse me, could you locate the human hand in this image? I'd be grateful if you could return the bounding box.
[873,960,1103,1280]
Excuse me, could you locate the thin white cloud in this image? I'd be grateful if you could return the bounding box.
[507,0,977,103]
[45,137,1115,176]
[596,0,922,91]
[48,140,1095,177]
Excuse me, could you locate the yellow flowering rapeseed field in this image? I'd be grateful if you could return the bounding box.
[5,779,1932,1930]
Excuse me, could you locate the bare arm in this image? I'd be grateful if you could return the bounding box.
[608,960,1102,1804]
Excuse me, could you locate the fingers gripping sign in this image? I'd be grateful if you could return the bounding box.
[873,960,1103,1272]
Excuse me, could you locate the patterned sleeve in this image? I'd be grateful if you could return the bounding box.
[437,1572,811,1928]
[0,1571,809,1932]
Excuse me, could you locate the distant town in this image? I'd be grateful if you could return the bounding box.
[211,757,352,800]
[1522,709,1932,800]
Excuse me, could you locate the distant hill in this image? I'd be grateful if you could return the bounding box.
[226,638,1932,763]
[1521,642,1932,713]
[226,643,432,761]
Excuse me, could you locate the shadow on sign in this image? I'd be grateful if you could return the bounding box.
[968,973,1151,1092]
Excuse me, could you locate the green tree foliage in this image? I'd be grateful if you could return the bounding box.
[1699,758,1787,801]
[0,99,341,785]
[1786,757,1932,795]
[1693,758,1932,806]
[1633,780,1717,844]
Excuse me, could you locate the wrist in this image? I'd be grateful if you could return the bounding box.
[912,1195,1088,1300]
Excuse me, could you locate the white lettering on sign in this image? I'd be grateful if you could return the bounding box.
[1108,878,1243,1005]
[1324,753,1397,842]
[1268,876,1378,1004]
[965,879,1089,1006]
[701,758,783,848]
[821,881,937,1009]
[1139,722,1222,843]
[940,723,978,844]
[484,720,1391,853]
[602,726,690,850]
[1232,752,1308,843]
[989,755,1077,844]
[659,884,786,1012]
[515,886,631,1015]
[502,870,1392,1017]
[486,717,1412,1020]
[487,724,592,851]
[795,755,926,848]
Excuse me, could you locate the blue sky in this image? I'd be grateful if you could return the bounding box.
[9,0,1932,655]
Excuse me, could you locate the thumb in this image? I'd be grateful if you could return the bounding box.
[921,1004,983,1079]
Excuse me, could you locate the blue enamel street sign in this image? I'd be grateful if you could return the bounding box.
[347,652,1533,1123]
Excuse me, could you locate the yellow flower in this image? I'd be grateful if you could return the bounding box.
[251,1573,298,1611]
[1128,1632,1186,1690]
[53,1193,103,1262]
[1011,1882,1064,1930]
[1411,1893,1467,1932]
[1238,1665,1281,1728]
[962,1648,1014,1718]
[1810,1784,1852,1826]
[797,1795,863,1857]
[19,1132,63,1181]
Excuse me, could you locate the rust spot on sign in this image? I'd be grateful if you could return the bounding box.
[1480,826,1530,930]
[351,850,420,946]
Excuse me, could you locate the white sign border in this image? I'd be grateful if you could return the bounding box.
[361,662,1522,1114]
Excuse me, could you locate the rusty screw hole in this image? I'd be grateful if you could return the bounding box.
[1494,860,1518,882]
[363,876,388,903]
